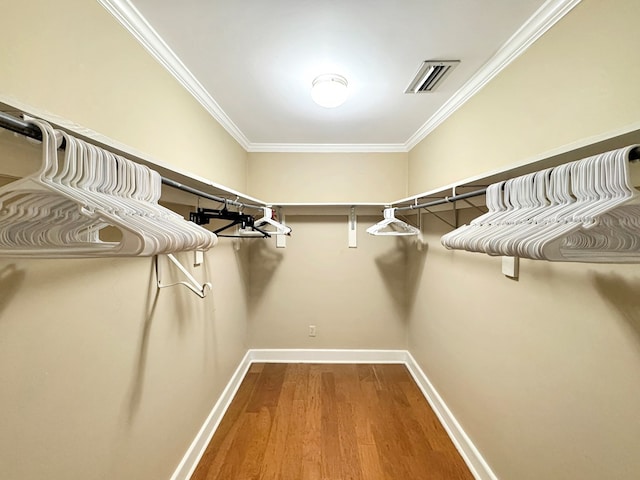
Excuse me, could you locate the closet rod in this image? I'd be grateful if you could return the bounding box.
[395,188,488,211]
[395,146,640,212]
[0,110,263,211]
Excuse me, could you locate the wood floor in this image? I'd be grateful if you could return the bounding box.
[191,363,474,480]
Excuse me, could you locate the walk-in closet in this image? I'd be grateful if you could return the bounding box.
[1,0,639,479]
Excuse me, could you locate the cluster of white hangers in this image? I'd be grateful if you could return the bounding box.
[0,117,217,257]
[441,145,640,262]
[367,207,420,236]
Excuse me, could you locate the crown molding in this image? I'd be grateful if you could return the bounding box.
[247,143,408,153]
[99,0,580,154]
[97,0,251,150]
[404,0,582,151]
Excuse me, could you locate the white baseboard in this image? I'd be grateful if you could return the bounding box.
[169,351,253,480]
[170,348,497,480]
[404,352,498,480]
[248,348,408,364]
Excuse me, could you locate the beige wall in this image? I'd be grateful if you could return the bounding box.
[407,1,640,479]
[246,215,408,350]
[408,0,640,194]
[248,152,408,203]
[0,247,248,480]
[1,0,247,192]
[0,130,250,480]
[0,0,250,477]
[409,214,640,480]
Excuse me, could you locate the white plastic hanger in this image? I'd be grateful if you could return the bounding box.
[247,206,291,236]
[0,117,217,258]
[367,207,420,236]
[544,145,640,262]
[0,116,220,297]
[441,145,640,263]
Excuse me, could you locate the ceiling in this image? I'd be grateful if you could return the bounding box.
[107,0,561,151]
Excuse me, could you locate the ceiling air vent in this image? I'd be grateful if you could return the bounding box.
[405,60,460,94]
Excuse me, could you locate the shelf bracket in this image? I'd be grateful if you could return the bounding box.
[460,197,488,214]
[155,253,212,298]
[422,207,457,229]
[349,206,357,248]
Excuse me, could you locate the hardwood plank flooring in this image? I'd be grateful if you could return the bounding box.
[191,364,473,480]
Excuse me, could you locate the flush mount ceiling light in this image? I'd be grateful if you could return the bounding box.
[311,74,349,108]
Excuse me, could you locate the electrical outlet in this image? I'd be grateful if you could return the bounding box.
[308,325,317,337]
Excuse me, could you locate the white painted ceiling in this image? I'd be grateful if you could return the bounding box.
[123,0,549,149]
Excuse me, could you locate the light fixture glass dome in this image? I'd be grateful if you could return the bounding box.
[311,74,349,108]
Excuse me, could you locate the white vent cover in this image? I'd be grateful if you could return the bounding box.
[405,60,460,93]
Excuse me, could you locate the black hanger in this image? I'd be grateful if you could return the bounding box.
[189,206,271,238]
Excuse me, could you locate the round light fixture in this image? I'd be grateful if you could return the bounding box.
[311,74,349,108]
